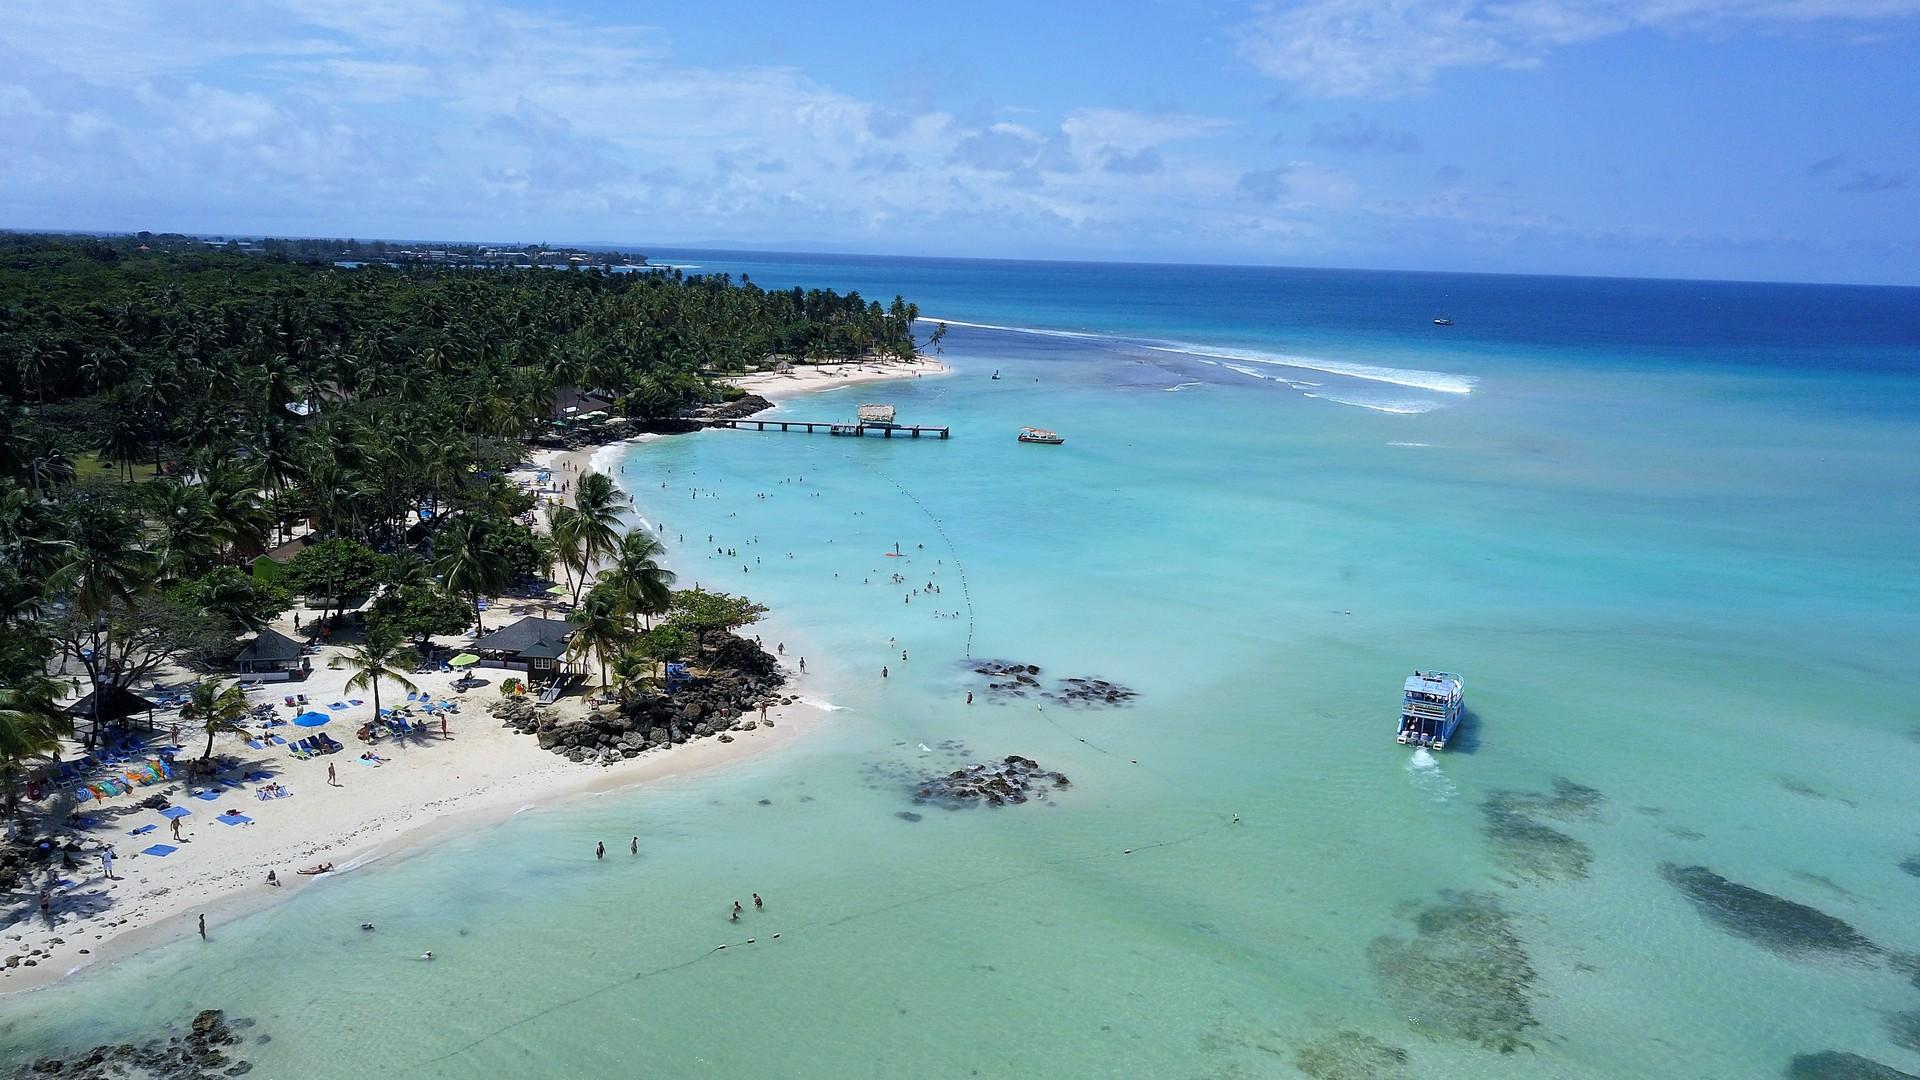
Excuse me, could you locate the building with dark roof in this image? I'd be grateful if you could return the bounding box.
[233,627,311,681]
[470,616,577,680]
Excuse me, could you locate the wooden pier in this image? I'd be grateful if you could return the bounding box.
[710,418,950,439]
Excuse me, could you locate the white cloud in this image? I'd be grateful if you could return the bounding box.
[1238,0,1920,97]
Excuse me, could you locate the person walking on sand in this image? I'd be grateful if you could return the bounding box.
[171,817,183,842]
[39,889,51,920]
[596,841,605,860]
[327,762,339,787]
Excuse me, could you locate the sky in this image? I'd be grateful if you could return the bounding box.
[2,0,1917,284]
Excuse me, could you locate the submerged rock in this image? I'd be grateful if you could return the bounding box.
[1292,1030,1413,1080]
[1886,1009,1920,1053]
[1367,891,1539,1053]
[1478,778,1604,883]
[1899,854,1920,879]
[1659,864,1879,959]
[1787,1051,1920,1080]
[10,1009,254,1080]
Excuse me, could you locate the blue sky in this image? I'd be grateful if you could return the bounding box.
[2,1,1916,283]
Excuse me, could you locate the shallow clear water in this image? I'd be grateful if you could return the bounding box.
[5,257,1919,1078]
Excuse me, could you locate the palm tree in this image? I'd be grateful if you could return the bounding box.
[597,529,676,630]
[0,675,71,817]
[143,478,219,582]
[566,586,627,690]
[343,637,419,728]
[182,680,250,763]
[559,470,625,602]
[433,515,509,632]
[606,647,654,708]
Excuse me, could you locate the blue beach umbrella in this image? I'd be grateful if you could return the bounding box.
[293,711,331,728]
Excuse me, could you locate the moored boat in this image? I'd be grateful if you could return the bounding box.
[1017,426,1063,445]
[1396,671,1464,749]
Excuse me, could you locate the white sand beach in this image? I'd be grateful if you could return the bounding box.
[1,359,939,993]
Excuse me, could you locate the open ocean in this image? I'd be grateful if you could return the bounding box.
[5,253,1919,1078]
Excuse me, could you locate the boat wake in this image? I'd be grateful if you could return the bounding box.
[1405,748,1458,803]
[1162,381,1202,392]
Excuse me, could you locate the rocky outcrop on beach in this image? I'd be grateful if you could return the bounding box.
[11,1009,253,1079]
[490,632,787,765]
[684,394,774,422]
[968,660,1138,707]
[913,755,1069,808]
[525,394,776,450]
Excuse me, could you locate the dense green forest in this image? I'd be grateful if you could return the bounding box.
[0,233,931,770]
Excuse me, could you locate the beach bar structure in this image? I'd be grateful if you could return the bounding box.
[231,627,312,682]
[469,616,579,680]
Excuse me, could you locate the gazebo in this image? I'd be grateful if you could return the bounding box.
[67,685,159,733]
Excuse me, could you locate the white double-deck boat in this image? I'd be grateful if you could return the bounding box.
[1396,671,1464,749]
[1017,427,1063,445]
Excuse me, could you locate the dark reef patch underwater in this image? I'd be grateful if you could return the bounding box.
[1367,891,1538,1054]
[1478,777,1605,884]
[1659,864,1880,959]
[1787,1051,1919,1079]
[1292,1030,1413,1080]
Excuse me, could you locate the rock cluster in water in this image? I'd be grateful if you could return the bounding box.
[11,1010,252,1079]
[1367,891,1539,1054]
[912,755,1068,808]
[968,660,1138,707]
[1659,864,1880,960]
[491,633,786,765]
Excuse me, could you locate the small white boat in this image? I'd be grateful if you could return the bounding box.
[1017,427,1063,445]
[1432,316,1454,326]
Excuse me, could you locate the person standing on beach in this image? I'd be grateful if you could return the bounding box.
[327,762,339,787]
[596,841,605,860]
[101,845,116,880]
[171,817,183,842]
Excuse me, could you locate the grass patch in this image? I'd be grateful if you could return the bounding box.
[70,449,158,486]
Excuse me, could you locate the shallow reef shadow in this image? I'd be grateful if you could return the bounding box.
[1367,890,1539,1054]
[1658,864,1879,961]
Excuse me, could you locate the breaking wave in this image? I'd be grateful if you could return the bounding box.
[926,314,1475,396]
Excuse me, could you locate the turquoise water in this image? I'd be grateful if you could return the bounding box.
[5,257,1919,1078]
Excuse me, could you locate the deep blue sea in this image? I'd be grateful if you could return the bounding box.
[5,252,1918,1078]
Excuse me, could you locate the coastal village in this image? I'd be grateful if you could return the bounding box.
[0,234,945,990]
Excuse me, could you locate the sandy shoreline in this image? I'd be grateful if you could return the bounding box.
[2,357,943,994]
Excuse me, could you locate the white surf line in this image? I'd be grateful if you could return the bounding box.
[924,312,1475,396]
